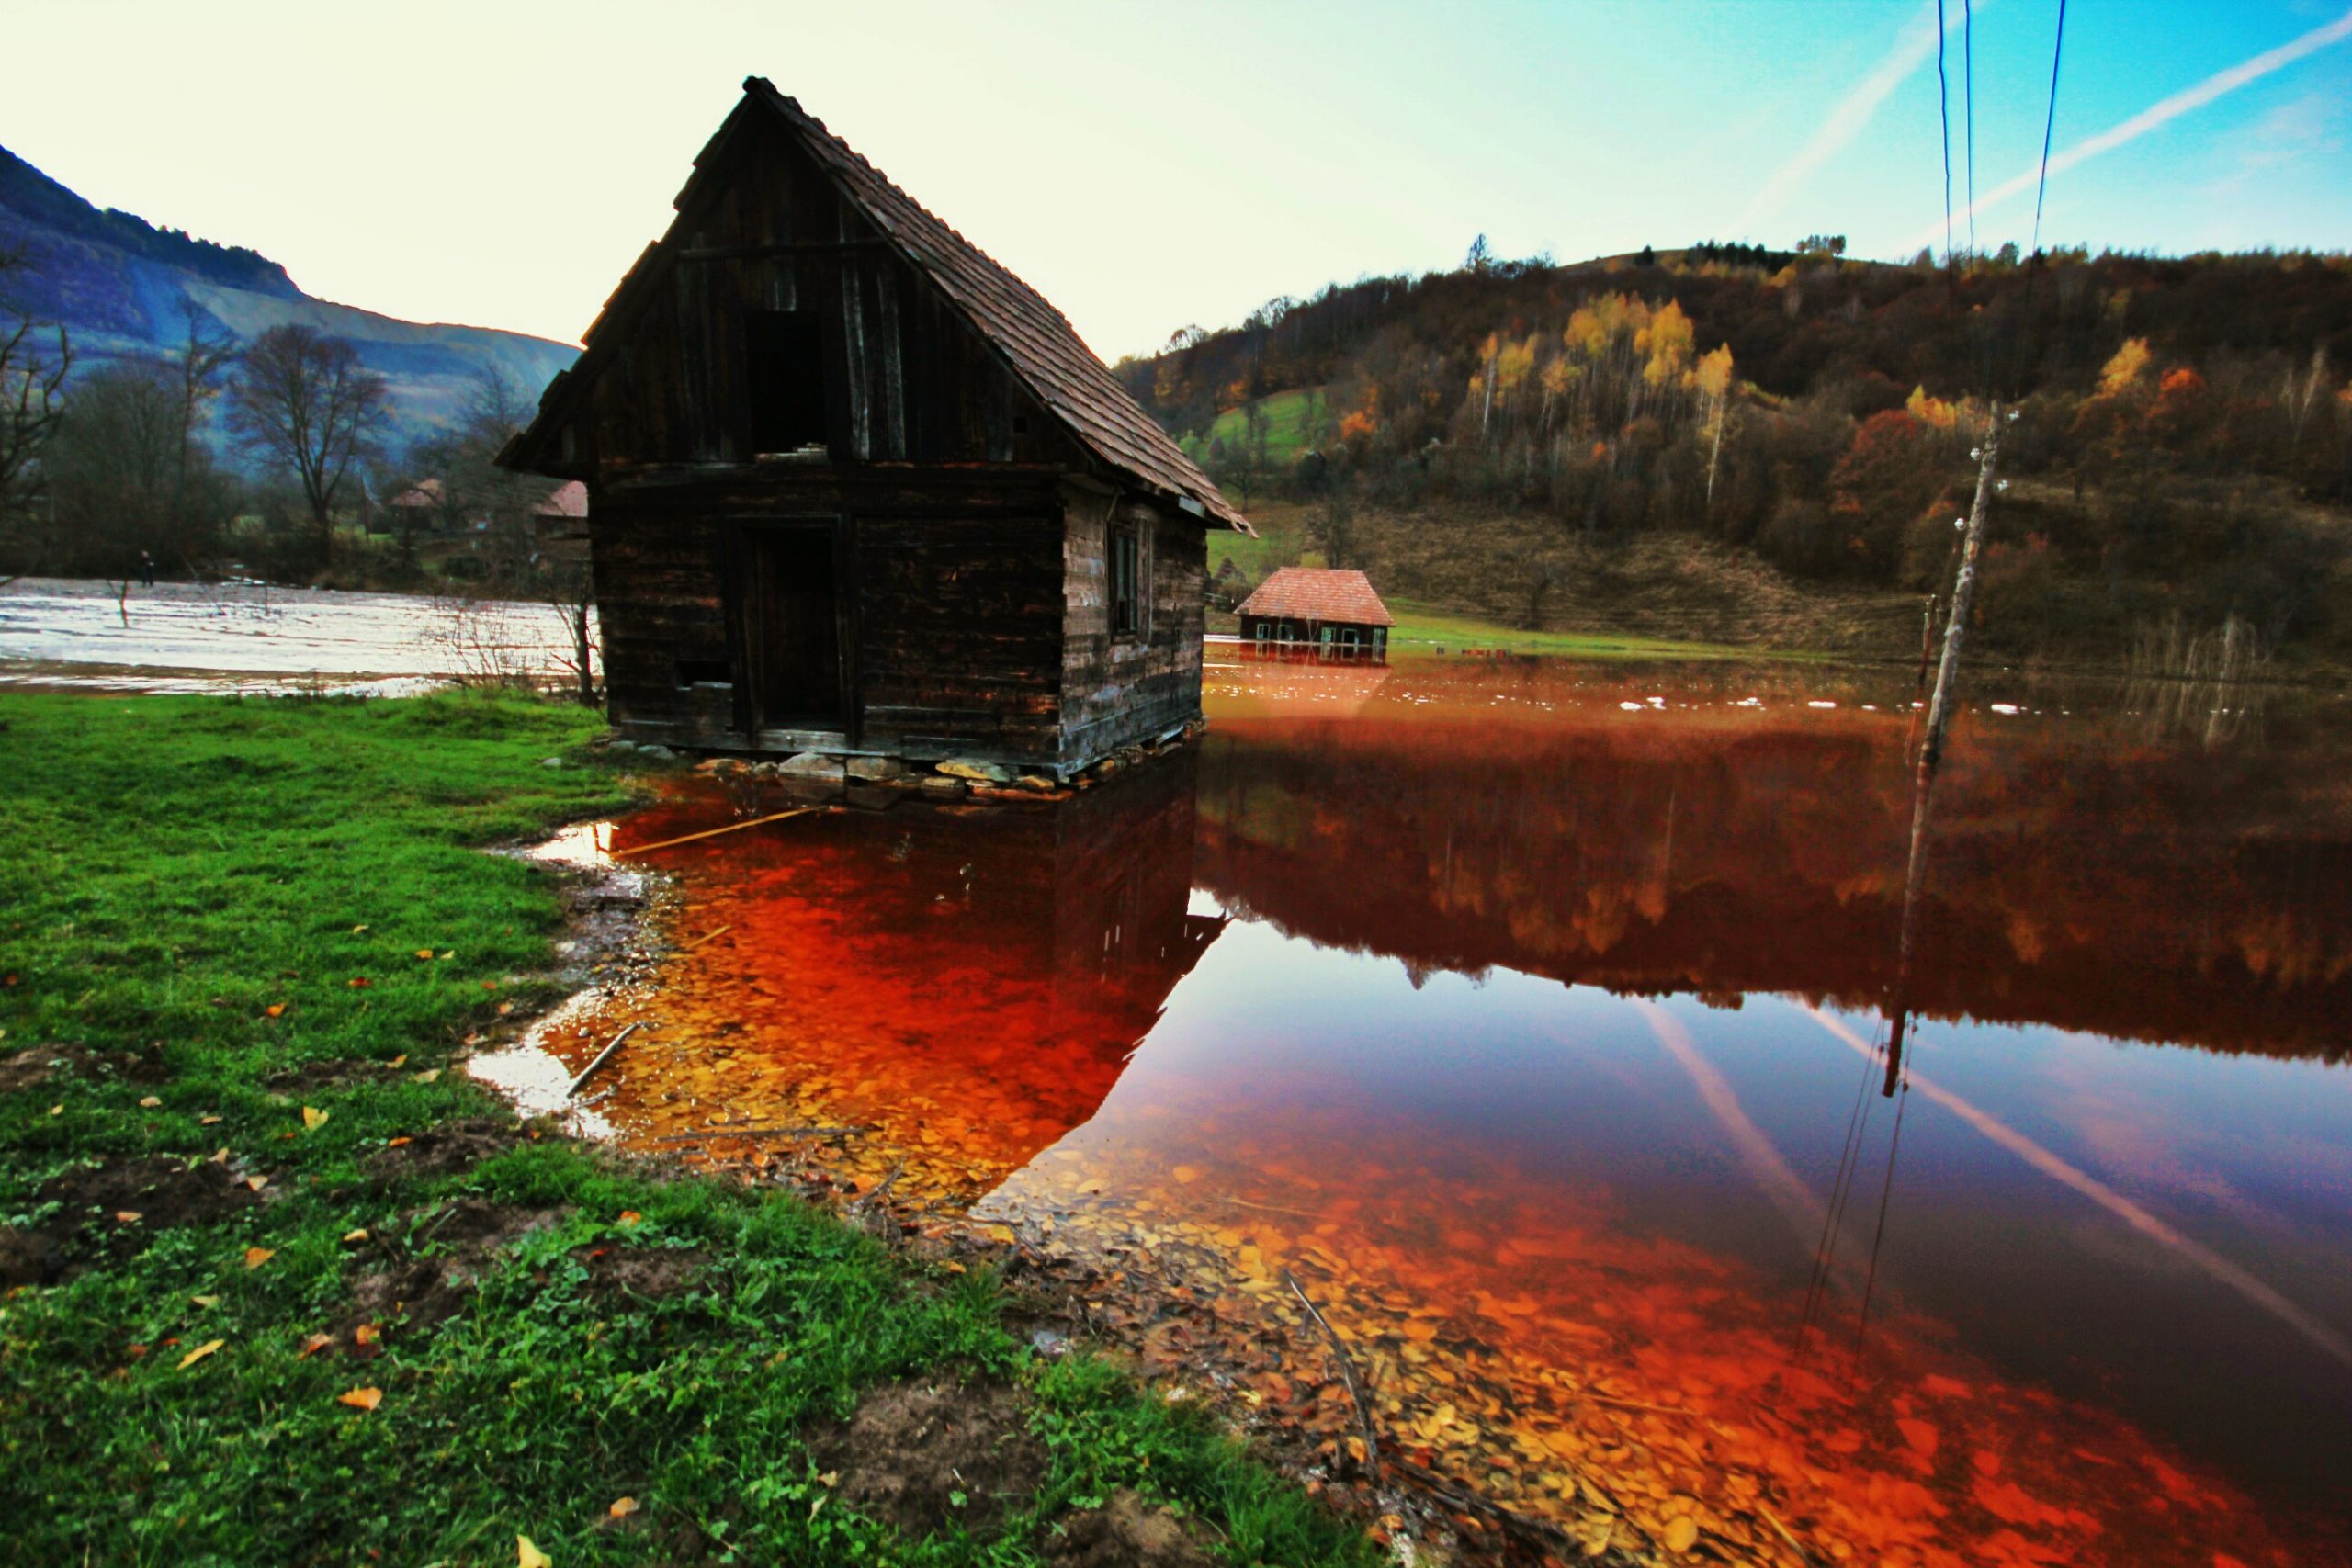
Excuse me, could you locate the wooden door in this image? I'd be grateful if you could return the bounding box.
[729,522,844,732]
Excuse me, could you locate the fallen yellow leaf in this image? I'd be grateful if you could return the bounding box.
[189,1294,220,1308]
[199,1114,222,1125]
[1171,1165,1203,1184]
[115,1210,142,1224]
[517,1535,552,1568]
[243,1247,275,1269]
[301,1106,329,1131]
[607,1495,639,1518]
[298,1332,334,1358]
[265,1004,286,1019]
[341,1228,369,1244]
[414,950,435,961]
[47,1104,61,1116]
[413,1069,440,1084]
[386,1055,407,1068]
[351,924,369,933]
[354,1323,379,1346]
[138,1096,162,1108]
[177,1338,225,1370]
[337,1386,383,1411]
[243,1175,268,1190]
[617,1211,642,1227]
[1662,1515,1700,1553]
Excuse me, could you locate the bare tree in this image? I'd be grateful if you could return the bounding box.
[0,248,71,571]
[172,307,236,524]
[44,359,182,617]
[226,324,390,560]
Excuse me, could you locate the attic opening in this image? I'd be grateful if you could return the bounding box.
[745,310,829,455]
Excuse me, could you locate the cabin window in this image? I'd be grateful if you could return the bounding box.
[1111,524,1145,637]
[677,657,733,687]
[744,310,829,455]
[1339,626,1360,659]
[1277,621,1296,646]
[1253,621,1271,647]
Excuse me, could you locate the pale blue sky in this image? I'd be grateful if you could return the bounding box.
[7,0,2350,359]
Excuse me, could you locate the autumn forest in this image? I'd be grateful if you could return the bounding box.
[1118,243,2352,665]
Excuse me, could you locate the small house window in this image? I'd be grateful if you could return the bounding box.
[745,310,828,454]
[1253,621,1271,647]
[1111,525,1144,637]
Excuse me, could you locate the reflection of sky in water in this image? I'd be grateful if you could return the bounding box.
[1069,908,2352,1511]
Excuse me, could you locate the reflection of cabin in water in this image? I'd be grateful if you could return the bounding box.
[498,77,1251,780]
[1237,567,1395,660]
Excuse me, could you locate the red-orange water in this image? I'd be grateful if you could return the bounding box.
[483,658,2352,1565]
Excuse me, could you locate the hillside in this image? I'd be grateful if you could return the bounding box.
[0,145,576,451]
[1136,244,2352,669]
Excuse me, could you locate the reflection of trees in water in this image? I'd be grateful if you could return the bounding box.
[1193,711,2352,1059]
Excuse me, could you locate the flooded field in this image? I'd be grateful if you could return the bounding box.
[477,656,2352,1566]
[0,577,589,694]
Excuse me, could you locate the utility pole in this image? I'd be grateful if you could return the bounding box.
[1884,401,2008,1094]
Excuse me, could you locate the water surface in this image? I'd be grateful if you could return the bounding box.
[481,656,2352,1566]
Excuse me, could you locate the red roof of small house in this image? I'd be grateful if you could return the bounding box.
[390,479,444,508]
[1235,568,1396,627]
[531,480,588,518]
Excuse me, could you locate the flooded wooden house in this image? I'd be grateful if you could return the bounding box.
[499,78,1250,780]
[1236,567,1394,660]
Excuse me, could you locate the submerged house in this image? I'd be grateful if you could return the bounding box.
[1236,567,1395,660]
[499,78,1250,780]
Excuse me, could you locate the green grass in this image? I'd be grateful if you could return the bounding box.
[1381,600,1780,660]
[0,690,1374,1568]
[1179,389,1327,471]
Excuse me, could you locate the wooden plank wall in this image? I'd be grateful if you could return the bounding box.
[588,475,1069,761]
[1058,483,1207,767]
[581,118,1070,473]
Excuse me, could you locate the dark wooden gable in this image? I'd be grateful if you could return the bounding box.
[527,109,1072,474]
[504,80,1249,534]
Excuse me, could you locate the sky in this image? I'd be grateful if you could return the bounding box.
[7,0,2352,361]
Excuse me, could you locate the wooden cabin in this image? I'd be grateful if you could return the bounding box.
[499,78,1250,781]
[1235,567,1395,660]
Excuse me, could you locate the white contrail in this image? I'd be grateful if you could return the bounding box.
[1803,1006,2352,1371]
[1905,6,2352,249]
[1738,0,1974,232]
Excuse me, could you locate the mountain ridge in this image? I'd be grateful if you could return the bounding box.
[0,143,577,451]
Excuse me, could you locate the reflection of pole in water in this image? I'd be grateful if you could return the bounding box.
[1886,400,2009,1095]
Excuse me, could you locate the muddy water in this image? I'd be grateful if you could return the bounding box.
[0,577,589,694]
[480,657,2352,1566]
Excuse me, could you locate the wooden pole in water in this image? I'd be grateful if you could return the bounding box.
[1887,402,2007,1094]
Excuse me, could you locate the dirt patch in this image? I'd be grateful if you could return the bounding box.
[0,1156,263,1287]
[813,1379,1046,1540]
[266,1058,380,1093]
[339,1200,570,1339]
[568,1243,714,1303]
[1047,1490,1219,1568]
[363,1117,525,1182]
[0,1043,170,1095]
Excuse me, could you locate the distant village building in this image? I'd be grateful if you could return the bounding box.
[499,77,1250,779]
[1236,567,1395,660]
[529,479,588,541]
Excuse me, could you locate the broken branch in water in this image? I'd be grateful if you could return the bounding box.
[651,1123,872,1144]
[1283,1269,1380,1473]
[680,923,732,950]
[565,1021,644,1098]
[616,807,828,857]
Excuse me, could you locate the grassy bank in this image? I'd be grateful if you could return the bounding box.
[0,692,1373,1567]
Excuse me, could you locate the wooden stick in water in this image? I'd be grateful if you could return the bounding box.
[1283,1270,1380,1472]
[565,1021,644,1097]
[616,807,826,857]
[681,923,732,950]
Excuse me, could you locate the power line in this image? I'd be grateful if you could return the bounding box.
[1936,0,1954,266]
[1964,0,1977,256]
[2032,0,2071,254]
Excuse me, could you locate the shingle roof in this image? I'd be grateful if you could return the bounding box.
[1235,568,1395,627]
[531,480,587,518]
[505,79,1248,535]
[745,82,1248,534]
